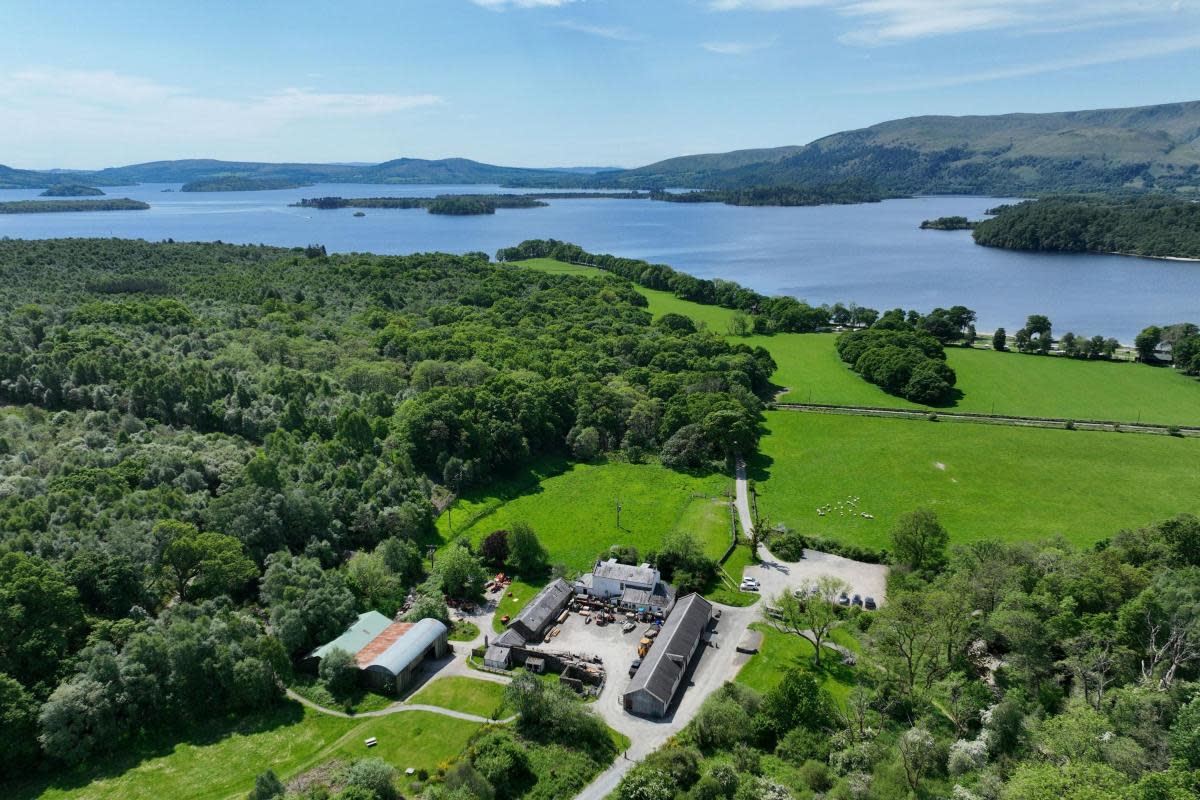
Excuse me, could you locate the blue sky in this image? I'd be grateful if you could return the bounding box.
[2,0,1198,169]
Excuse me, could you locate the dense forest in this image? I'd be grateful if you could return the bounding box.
[649,181,898,207]
[0,238,775,783]
[972,196,1200,259]
[294,195,548,214]
[614,510,1200,800]
[0,198,149,213]
[181,177,311,192]
[38,184,105,197]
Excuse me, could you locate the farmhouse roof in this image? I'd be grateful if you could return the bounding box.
[625,592,712,704]
[594,558,657,586]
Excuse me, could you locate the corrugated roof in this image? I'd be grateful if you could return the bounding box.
[355,621,415,668]
[594,559,657,586]
[311,610,393,660]
[363,618,448,677]
[510,578,572,639]
[625,592,712,706]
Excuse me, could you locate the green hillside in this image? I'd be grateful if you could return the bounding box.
[571,100,1200,194]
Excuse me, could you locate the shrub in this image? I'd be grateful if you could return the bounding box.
[469,729,532,797]
[342,758,399,800]
[799,760,833,792]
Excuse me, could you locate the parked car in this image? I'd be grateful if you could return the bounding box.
[838,593,850,606]
[740,581,760,592]
[851,594,863,607]
[628,657,642,677]
[864,597,877,610]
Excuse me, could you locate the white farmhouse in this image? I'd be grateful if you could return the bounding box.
[576,558,675,615]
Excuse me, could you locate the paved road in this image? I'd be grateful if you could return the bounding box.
[775,401,1200,437]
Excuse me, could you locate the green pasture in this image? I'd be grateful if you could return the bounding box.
[515,259,1200,425]
[435,457,732,573]
[753,411,1200,550]
[15,704,480,800]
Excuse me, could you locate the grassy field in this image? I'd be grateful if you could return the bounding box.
[14,703,480,800]
[288,676,395,714]
[755,333,1200,425]
[436,457,732,572]
[754,411,1200,550]
[736,623,857,707]
[407,677,507,718]
[515,259,1200,425]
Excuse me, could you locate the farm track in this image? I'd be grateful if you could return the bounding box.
[284,688,515,724]
[774,402,1200,437]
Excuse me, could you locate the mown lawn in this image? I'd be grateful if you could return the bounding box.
[435,457,731,573]
[407,677,507,718]
[736,623,857,707]
[13,703,479,800]
[754,411,1200,550]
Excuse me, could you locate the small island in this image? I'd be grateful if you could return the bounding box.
[651,181,900,207]
[181,177,310,192]
[0,198,150,214]
[38,184,105,197]
[919,215,976,230]
[293,194,548,215]
[972,196,1200,260]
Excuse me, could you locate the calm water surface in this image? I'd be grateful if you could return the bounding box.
[2,182,1197,341]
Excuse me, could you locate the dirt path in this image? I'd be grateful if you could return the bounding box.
[775,401,1200,437]
[284,688,516,724]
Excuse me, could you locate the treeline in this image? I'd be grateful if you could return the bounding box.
[835,306,976,404]
[293,195,548,215]
[180,177,309,192]
[0,237,777,775]
[39,184,105,197]
[1136,322,1200,375]
[973,195,1200,259]
[496,239,863,335]
[615,510,1200,800]
[0,198,149,213]
[650,180,898,207]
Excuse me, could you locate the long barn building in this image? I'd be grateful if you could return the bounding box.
[622,592,713,718]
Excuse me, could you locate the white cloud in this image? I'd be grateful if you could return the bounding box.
[702,39,774,55]
[472,0,576,8]
[555,20,641,41]
[0,68,444,167]
[709,0,1197,43]
[862,32,1200,90]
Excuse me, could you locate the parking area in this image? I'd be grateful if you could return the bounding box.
[742,547,888,607]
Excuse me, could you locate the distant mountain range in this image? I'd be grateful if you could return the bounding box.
[4,100,1199,195]
[0,157,583,190]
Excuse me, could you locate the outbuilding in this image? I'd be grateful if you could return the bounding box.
[622,592,713,718]
[507,578,573,642]
[307,612,449,694]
